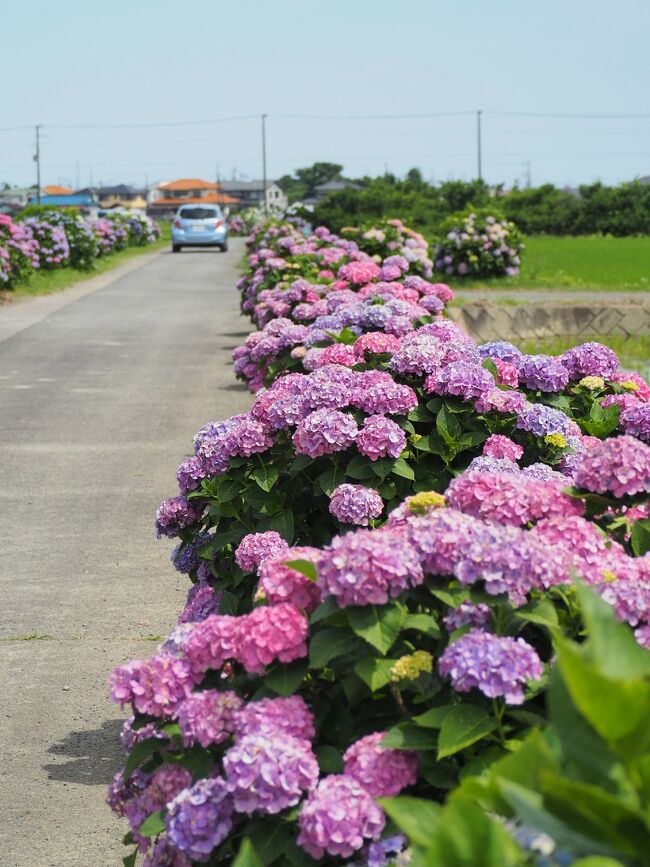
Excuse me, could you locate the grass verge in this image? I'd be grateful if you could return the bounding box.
[448,235,650,292]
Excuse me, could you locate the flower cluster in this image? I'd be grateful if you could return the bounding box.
[434,208,524,278]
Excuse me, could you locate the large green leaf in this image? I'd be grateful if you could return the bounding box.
[391,457,415,480]
[314,745,343,773]
[631,518,650,556]
[232,839,263,867]
[348,603,406,653]
[123,737,164,778]
[265,660,307,696]
[354,657,396,691]
[379,796,441,848]
[308,628,362,669]
[413,705,454,729]
[382,723,439,751]
[581,401,620,438]
[258,509,294,542]
[138,810,165,838]
[250,463,280,492]
[401,612,440,638]
[436,405,462,444]
[498,780,626,859]
[284,559,318,582]
[246,820,293,866]
[437,704,498,759]
[421,792,525,866]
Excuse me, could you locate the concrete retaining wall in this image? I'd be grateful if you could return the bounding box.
[448,302,650,343]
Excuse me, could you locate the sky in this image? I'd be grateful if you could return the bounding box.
[1,0,649,190]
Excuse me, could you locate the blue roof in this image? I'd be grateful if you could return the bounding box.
[28,193,97,206]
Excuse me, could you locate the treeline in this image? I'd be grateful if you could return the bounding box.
[307,171,650,237]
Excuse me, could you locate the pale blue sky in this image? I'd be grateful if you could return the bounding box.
[2,0,649,189]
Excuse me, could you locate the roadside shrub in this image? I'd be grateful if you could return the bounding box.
[108,216,650,867]
[434,208,524,278]
[0,214,40,287]
[20,217,70,269]
[341,218,434,278]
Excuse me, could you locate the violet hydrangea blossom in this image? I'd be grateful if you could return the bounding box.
[223,734,319,814]
[176,689,242,747]
[329,484,384,526]
[356,414,406,461]
[234,694,316,741]
[297,775,385,859]
[165,777,234,863]
[292,408,358,457]
[573,435,650,498]
[438,630,544,704]
[234,531,289,573]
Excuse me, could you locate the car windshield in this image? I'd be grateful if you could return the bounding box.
[179,208,219,220]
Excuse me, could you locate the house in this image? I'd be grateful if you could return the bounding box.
[27,191,99,212]
[148,178,240,218]
[218,180,288,212]
[95,184,148,210]
[0,185,37,213]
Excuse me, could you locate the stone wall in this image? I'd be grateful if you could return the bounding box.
[448,301,650,343]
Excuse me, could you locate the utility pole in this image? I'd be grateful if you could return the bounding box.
[261,114,268,215]
[476,110,482,182]
[34,125,42,204]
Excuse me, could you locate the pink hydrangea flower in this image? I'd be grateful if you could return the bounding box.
[573,435,650,498]
[176,690,242,747]
[258,546,323,612]
[109,654,196,718]
[482,434,524,462]
[329,484,384,526]
[234,695,316,741]
[236,603,309,672]
[297,775,385,859]
[343,732,419,797]
[293,408,358,458]
[356,415,406,461]
[234,531,289,573]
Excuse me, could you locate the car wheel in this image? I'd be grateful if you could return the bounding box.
[220,242,229,252]
[172,244,181,253]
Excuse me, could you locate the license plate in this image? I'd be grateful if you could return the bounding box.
[191,224,205,233]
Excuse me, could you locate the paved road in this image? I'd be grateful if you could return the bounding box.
[0,242,251,866]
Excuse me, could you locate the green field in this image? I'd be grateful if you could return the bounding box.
[1,223,170,301]
[449,235,650,292]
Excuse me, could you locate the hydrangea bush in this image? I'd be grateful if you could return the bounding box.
[341,218,434,278]
[108,216,650,866]
[434,207,525,278]
[1,208,161,288]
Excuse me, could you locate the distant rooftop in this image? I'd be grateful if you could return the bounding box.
[152,193,239,206]
[43,184,73,195]
[219,180,281,192]
[158,178,218,191]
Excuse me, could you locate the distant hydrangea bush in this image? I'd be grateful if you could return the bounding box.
[434,207,524,278]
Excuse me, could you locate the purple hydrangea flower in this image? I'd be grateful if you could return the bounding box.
[234,695,316,741]
[142,837,191,866]
[439,630,544,704]
[223,733,319,814]
[171,533,211,575]
[293,408,358,457]
[574,435,650,498]
[477,341,523,364]
[517,355,570,392]
[318,528,423,607]
[620,404,650,442]
[176,689,242,747]
[443,601,492,631]
[427,361,495,400]
[561,342,619,380]
[165,777,234,863]
[258,546,323,611]
[329,484,384,526]
[389,333,444,376]
[109,654,196,717]
[177,584,221,624]
[356,415,406,461]
[155,497,202,539]
[516,403,575,437]
[297,775,385,859]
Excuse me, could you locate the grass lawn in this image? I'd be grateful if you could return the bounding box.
[2,222,171,301]
[448,235,650,292]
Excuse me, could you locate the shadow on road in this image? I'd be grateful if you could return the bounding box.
[43,718,125,785]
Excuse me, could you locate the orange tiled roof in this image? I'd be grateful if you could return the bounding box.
[158,178,219,191]
[43,184,73,195]
[153,194,240,205]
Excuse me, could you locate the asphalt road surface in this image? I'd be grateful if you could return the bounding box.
[0,241,251,866]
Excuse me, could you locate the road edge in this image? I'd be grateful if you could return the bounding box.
[0,249,166,345]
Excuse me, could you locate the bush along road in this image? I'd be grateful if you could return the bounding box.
[108,218,650,867]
